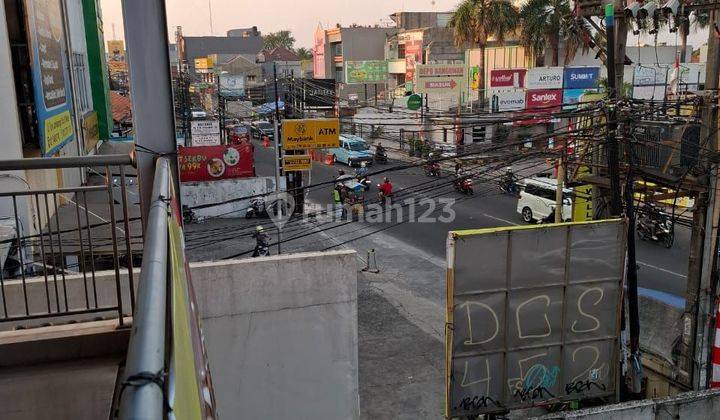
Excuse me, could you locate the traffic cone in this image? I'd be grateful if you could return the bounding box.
[262,136,270,147]
[325,154,334,165]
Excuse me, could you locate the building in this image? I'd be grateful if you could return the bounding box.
[179,27,264,76]
[312,24,397,99]
[385,11,463,94]
[81,0,113,143]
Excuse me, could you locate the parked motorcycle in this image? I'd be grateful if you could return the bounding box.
[424,162,441,177]
[637,210,674,248]
[245,198,268,219]
[454,177,474,195]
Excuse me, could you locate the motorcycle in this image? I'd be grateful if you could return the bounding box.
[499,177,519,195]
[245,198,268,219]
[374,149,388,164]
[637,211,674,248]
[357,175,371,191]
[252,244,270,257]
[424,162,441,177]
[454,177,474,195]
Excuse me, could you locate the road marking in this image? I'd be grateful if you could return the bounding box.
[637,261,686,279]
[480,213,519,226]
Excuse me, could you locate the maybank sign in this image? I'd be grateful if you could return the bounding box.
[563,67,601,89]
[282,118,340,150]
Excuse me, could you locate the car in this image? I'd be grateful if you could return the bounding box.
[329,135,374,167]
[516,177,573,223]
[251,120,274,139]
[190,109,207,119]
[433,143,457,158]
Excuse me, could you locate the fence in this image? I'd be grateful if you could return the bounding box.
[0,154,140,325]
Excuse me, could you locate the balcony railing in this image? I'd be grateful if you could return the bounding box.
[0,154,140,326]
[118,157,216,418]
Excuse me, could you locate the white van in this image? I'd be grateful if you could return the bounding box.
[516,178,573,223]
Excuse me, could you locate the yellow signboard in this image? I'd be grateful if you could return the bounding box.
[194,57,214,73]
[283,155,312,171]
[107,40,125,54]
[44,110,74,155]
[282,118,340,150]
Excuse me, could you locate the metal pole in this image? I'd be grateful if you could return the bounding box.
[122,0,180,227]
[604,4,622,217]
[273,62,282,255]
[554,153,565,223]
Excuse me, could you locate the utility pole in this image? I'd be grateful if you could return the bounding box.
[689,9,720,389]
[554,147,565,223]
[605,2,641,396]
[272,62,283,254]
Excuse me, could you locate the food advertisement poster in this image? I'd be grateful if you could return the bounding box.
[25,0,75,156]
[178,145,254,182]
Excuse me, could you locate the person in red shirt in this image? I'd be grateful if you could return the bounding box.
[377,177,393,205]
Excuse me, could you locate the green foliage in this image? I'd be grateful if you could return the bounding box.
[448,0,520,48]
[519,0,572,66]
[263,30,296,50]
[295,47,313,60]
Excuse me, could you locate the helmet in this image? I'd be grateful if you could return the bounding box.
[338,169,345,176]
[361,162,367,168]
[506,167,512,172]
[256,225,264,232]
[383,177,389,183]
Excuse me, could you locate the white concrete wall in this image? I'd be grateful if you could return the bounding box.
[181,176,286,219]
[190,251,360,420]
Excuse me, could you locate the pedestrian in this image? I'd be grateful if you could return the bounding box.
[333,184,346,219]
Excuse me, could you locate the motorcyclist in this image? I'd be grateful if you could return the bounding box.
[425,153,440,176]
[356,161,369,178]
[378,177,393,204]
[501,167,518,192]
[375,142,386,156]
[643,203,663,240]
[252,225,271,257]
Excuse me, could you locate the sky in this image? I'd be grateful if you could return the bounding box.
[100,0,459,48]
[100,0,708,51]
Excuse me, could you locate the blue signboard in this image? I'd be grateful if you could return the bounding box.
[26,0,75,156]
[563,67,601,90]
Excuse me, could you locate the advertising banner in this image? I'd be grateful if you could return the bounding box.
[82,111,99,153]
[303,79,336,108]
[470,67,480,90]
[526,89,563,109]
[178,144,254,182]
[563,67,601,89]
[282,118,340,150]
[445,220,626,417]
[489,69,527,89]
[219,75,245,97]
[345,60,388,84]
[191,120,221,146]
[526,67,564,90]
[490,90,526,112]
[282,155,312,171]
[25,0,75,156]
[405,40,423,86]
[416,64,466,78]
[632,66,668,100]
[563,89,601,110]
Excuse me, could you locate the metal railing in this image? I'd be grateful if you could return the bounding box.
[118,157,216,418]
[0,154,140,326]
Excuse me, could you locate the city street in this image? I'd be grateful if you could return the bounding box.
[250,137,691,303]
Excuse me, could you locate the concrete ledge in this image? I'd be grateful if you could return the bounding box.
[0,317,131,367]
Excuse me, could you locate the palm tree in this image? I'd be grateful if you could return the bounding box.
[295,47,313,60]
[679,11,709,62]
[448,0,519,102]
[519,0,572,66]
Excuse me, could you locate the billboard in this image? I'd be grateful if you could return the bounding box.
[526,67,564,90]
[345,60,388,84]
[445,220,626,417]
[303,79,336,108]
[25,0,75,156]
[416,64,466,78]
[219,75,245,97]
[489,69,527,89]
[470,67,480,90]
[282,118,340,150]
[526,89,562,109]
[490,90,526,112]
[178,145,254,182]
[405,40,423,86]
[563,67,601,89]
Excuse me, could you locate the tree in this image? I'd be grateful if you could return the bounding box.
[449,0,519,103]
[679,11,709,63]
[295,47,313,60]
[519,0,572,66]
[263,30,296,50]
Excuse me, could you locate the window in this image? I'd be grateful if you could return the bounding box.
[332,43,342,57]
[72,53,92,113]
[397,43,406,58]
[247,75,256,82]
[334,66,343,83]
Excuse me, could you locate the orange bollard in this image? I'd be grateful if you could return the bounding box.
[262,136,270,147]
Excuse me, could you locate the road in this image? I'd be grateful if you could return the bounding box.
[253,139,690,302]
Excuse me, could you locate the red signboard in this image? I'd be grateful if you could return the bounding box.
[489,69,527,88]
[178,144,254,182]
[526,89,562,109]
[424,80,458,89]
[405,40,423,84]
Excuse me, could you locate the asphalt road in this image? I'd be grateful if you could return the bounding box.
[253,139,690,300]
